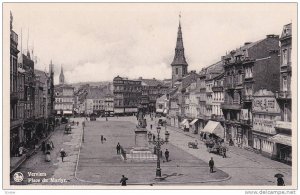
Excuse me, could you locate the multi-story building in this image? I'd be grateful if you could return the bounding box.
[138,77,169,113]
[221,35,280,148]
[252,89,281,158]
[84,86,105,115]
[54,84,74,116]
[54,66,74,116]
[113,76,142,116]
[105,94,114,116]
[10,12,23,155]
[273,23,292,164]
[211,72,225,124]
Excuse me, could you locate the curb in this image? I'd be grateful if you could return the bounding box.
[10,125,62,175]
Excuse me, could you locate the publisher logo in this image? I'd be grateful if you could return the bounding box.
[13,172,24,182]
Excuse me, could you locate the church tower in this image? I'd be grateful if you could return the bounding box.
[171,14,188,87]
[59,65,65,85]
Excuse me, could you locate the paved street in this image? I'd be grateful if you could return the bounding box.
[10,118,84,185]
[76,118,229,185]
[10,116,292,186]
[143,116,292,186]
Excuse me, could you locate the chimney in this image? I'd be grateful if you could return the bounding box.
[139,77,142,80]
[244,42,252,46]
[153,78,156,80]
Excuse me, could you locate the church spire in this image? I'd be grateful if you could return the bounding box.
[59,65,65,85]
[171,13,188,66]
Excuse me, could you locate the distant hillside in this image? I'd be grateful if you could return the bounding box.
[70,81,111,90]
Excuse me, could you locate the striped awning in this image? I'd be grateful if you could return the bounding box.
[268,134,291,146]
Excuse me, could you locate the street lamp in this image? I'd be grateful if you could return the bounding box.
[148,126,170,180]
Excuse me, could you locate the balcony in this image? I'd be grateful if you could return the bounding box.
[275,120,291,130]
[10,119,23,129]
[240,119,252,125]
[243,95,253,102]
[211,114,225,121]
[221,102,242,110]
[275,91,291,99]
[225,83,235,89]
[212,86,223,92]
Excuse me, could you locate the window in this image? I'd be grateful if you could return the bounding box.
[282,76,288,91]
[283,103,288,122]
[176,68,178,75]
[282,49,288,66]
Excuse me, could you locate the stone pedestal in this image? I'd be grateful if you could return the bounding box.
[126,127,156,161]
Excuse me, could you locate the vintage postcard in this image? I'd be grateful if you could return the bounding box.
[2,2,298,190]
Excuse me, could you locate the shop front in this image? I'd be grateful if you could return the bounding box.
[269,133,292,164]
[190,119,199,134]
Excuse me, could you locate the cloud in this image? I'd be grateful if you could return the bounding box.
[9,3,296,84]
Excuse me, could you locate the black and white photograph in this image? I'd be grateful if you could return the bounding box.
[2,2,297,191]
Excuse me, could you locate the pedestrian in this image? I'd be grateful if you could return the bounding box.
[41,141,46,154]
[106,117,108,121]
[50,140,55,149]
[209,157,214,173]
[120,175,128,186]
[60,148,66,162]
[18,145,24,157]
[154,146,157,154]
[222,147,227,158]
[150,124,153,130]
[45,151,51,162]
[165,149,170,162]
[116,143,121,154]
[160,150,163,158]
[101,135,104,144]
[77,121,79,126]
[46,142,51,151]
[153,135,156,141]
[277,177,285,186]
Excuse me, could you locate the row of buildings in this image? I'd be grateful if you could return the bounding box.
[157,19,292,164]
[10,12,55,156]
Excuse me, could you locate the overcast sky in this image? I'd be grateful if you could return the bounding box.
[7,3,296,84]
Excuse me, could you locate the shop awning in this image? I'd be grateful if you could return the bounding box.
[63,110,72,114]
[201,120,224,138]
[180,119,188,125]
[268,134,291,146]
[190,119,198,125]
[156,109,163,113]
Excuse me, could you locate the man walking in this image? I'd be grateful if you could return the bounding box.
[60,148,66,162]
[116,143,121,154]
[165,149,170,162]
[120,175,128,186]
[209,157,214,173]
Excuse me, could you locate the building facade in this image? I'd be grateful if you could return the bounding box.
[273,23,292,164]
[10,12,23,155]
[54,85,74,116]
[221,35,280,148]
[113,76,142,116]
[252,89,281,158]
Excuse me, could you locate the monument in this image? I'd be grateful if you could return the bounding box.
[126,106,156,161]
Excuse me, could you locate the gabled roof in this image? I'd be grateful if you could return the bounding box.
[140,79,164,87]
[281,23,292,39]
[253,89,275,97]
[86,87,106,99]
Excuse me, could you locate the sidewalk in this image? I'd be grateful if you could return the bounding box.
[10,124,64,174]
[144,116,292,186]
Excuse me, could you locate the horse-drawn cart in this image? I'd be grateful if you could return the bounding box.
[64,124,72,134]
[206,139,227,156]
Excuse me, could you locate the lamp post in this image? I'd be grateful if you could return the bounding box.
[148,126,170,180]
